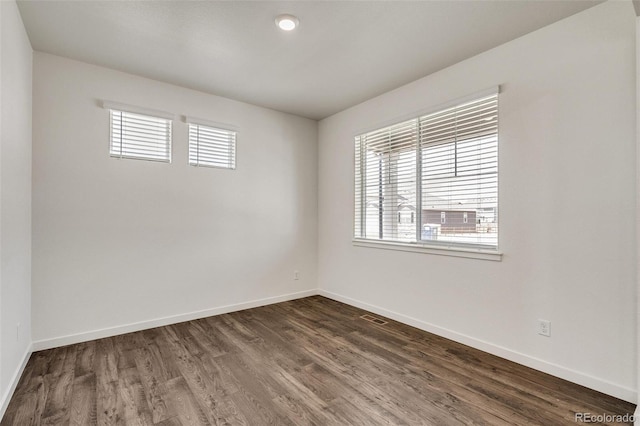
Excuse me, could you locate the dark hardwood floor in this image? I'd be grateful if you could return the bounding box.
[1,296,635,425]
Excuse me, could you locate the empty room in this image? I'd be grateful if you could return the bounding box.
[1,0,639,424]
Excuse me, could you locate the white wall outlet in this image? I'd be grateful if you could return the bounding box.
[294,270,300,280]
[538,319,551,337]
[16,322,20,341]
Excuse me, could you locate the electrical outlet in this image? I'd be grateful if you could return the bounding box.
[16,323,20,342]
[294,270,300,280]
[538,319,551,337]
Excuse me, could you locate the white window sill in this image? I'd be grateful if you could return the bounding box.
[352,239,503,262]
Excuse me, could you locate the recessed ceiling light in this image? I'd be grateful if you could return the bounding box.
[275,14,299,31]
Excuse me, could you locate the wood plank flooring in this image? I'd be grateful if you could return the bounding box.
[2,296,635,425]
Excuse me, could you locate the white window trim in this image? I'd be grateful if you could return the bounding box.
[353,238,503,261]
[102,100,175,120]
[184,116,238,133]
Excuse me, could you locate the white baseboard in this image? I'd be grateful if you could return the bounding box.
[318,289,638,404]
[0,343,33,420]
[32,289,317,351]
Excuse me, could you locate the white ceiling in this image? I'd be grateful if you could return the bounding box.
[17,1,601,120]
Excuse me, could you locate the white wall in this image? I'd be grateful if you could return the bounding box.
[0,0,33,407]
[318,1,637,402]
[32,53,317,345]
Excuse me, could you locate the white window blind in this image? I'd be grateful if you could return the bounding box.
[355,119,418,242]
[188,123,236,169]
[354,90,499,249]
[109,109,172,162]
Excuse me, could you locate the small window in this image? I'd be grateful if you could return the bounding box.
[188,123,236,169]
[109,109,172,162]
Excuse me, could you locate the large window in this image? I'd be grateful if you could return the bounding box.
[354,90,498,249]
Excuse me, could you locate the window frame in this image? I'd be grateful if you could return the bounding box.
[186,117,237,170]
[103,101,173,163]
[352,87,502,261]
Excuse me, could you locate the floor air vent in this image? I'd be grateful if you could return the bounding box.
[360,314,388,325]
